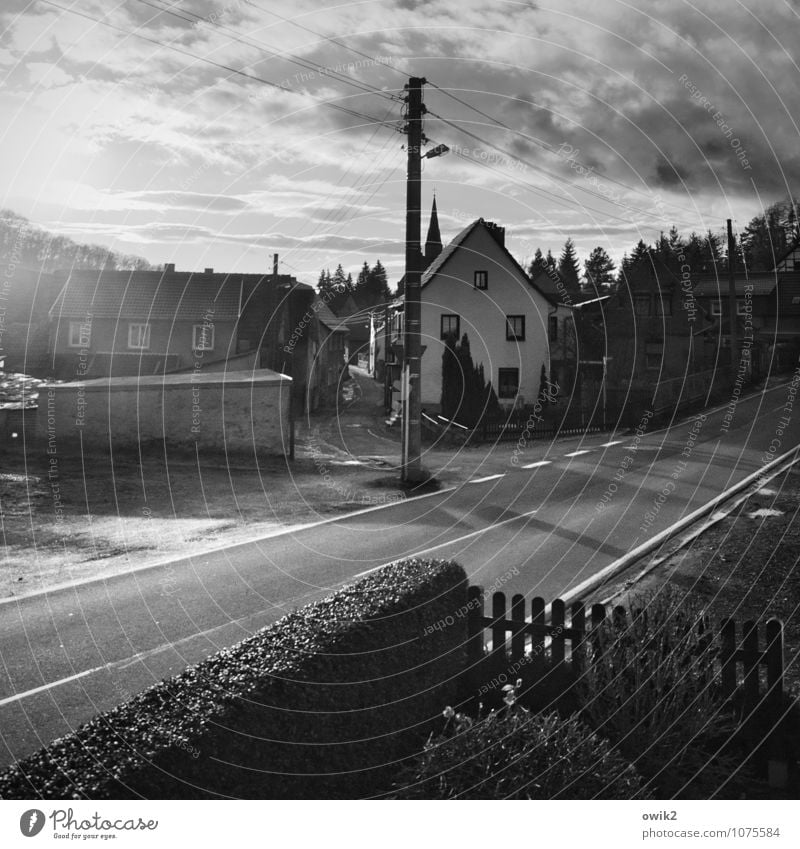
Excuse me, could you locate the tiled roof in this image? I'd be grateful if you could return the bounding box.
[50,269,242,320]
[314,299,349,333]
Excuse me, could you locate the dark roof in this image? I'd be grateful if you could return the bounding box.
[314,299,349,333]
[693,274,778,297]
[420,218,557,304]
[772,241,800,269]
[50,269,243,321]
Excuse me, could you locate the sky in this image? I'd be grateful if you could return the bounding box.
[2,0,800,283]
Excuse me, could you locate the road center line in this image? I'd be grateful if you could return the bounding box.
[564,450,592,458]
[599,440,624,447]
[521,460,551,469]
[468,474,505,483]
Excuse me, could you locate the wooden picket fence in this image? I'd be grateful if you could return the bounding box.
[466,587,786,725]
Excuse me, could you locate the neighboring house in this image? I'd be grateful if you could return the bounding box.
[393,217,558,413]
[604,256,713,413]
[47,259,348,412]
[692,270,800,372]
[772,242,800,273]
[48,265,242,380]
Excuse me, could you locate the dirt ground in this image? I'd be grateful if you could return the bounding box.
[604,464,800,692]
[0,368,519,599]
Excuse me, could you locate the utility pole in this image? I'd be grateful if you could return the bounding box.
[727,219,739,380]
[401,76,425,484]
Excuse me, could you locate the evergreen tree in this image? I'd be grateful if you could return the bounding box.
[546,249,556,269]
[557,238,581,298]
[583,246,615,293]
[317,267,335,299]
[366,259,390,304]
[440,333,499,426]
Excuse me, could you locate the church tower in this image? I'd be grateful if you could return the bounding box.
[424,194,443,267]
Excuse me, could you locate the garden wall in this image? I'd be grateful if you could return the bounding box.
[35,368,292,456]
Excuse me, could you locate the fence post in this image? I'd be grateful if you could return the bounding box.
[491,592,507,678]
[531,597,545,679]
[466,585,485,700]
[571,601,586,678]
[720,618,736,700]
[551,599,566,667]
[742,620,759,716]
[511,594,525,663]
[765,619,784,721]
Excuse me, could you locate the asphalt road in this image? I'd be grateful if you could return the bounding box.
[1,378,799,768]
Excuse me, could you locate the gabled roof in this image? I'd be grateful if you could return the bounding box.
[50,269,243,321]
[772,240,800,269]
[420,218,557,304]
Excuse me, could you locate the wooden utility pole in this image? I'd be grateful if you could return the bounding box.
[727,219,738,376]
[401,77,425,483]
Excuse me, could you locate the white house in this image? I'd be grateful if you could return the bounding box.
[416,217,558,411]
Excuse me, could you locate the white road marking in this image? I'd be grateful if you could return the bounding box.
[0,666,103,707]
[599,440,624,447]
[468,474,505,483]
[564,450,591,458]
[521,460,551,469]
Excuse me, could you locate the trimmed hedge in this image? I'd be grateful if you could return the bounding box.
[0,559,467,800]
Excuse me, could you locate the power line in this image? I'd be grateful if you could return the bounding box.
[38,0,403,130]
[427,109,697,228]
[242,1,408,80]
[133,0,401,104]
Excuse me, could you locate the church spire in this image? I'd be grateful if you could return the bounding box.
[424,194,442,267]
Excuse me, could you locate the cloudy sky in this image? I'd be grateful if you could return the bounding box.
[2,0,799,281]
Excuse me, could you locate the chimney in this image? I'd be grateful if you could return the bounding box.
[484,221,505,248]
[273,253,279,276]
[204,267,214,275]
[164,262,176,273]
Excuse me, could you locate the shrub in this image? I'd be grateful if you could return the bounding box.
[575,588,747,798]
[0,559,468,800]
[391,684,649,799]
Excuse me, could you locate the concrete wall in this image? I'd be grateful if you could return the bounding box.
[36,369,292,456]
[420,225,552,409]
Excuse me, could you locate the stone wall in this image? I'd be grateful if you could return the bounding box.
[36,369,292,456]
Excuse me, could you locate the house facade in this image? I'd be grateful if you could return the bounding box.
[48,265,241,380]
[692,270,800,372]
[412,218,556,412]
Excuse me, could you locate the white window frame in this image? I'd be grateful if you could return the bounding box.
[193,323,215,351]
[128,323,151,350]
[68,321,90,348]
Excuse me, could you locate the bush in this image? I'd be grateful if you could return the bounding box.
[576,588,747,798]
[0,559,468,800]
[391,685,649,799]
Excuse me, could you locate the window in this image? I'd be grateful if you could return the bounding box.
[68,321,90,348]
[793,259,800,271]
[548,315,558,342]
[634,294,651,316]
[710,300,722,316]
[193,323,215,351]
[498,367,519,399]
[645,353,662,370]
[440,314,460,340]
[506,315,525,341]
[128,323,151,350]
[655,296,673,316]
[474,270,488,290]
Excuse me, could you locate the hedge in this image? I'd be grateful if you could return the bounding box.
[0,559,467,800]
